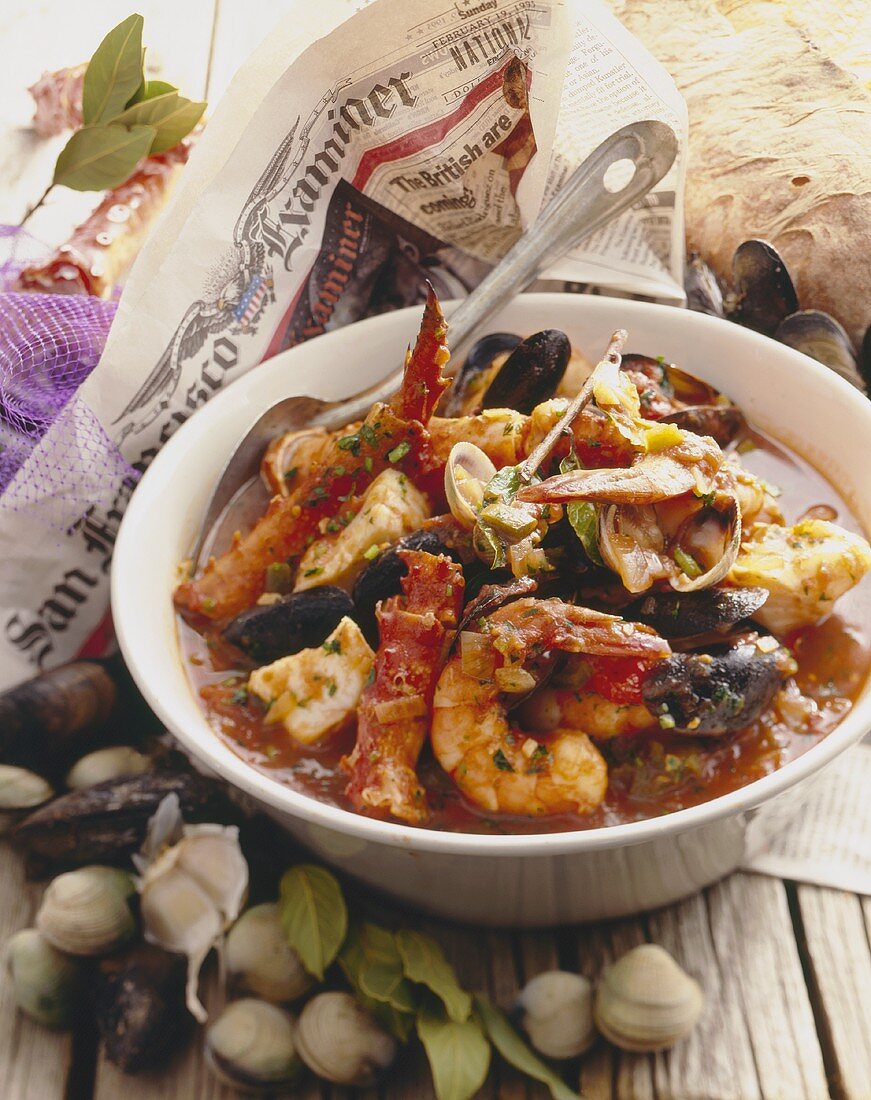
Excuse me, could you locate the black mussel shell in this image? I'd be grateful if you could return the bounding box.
[441,332,521,416]
[352,529,458,643]
[632,586,769,639]
[685,251,725,317]
[729,240,798,336]
[482,330,571,415]
[641,639,789,735]
[775,310,862,389]
[223,586,353,662]
[660,404,746,447]
[860,324,871,393]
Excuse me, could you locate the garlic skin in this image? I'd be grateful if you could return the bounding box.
[205,998,301,1094]
[294,991,396,1086]
[135,794,249,1023]
[5,928,80,1028]
[65,746,150,790]
[518,970,596,1059]
[36,867,135,956]
[594,944,704,1052]
[226,904,313,1003]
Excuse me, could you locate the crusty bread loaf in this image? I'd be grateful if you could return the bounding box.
[608,0,871,347]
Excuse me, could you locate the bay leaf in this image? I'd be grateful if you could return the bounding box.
[475,996,581,1100]
[130,79,178,105]
[339,922,417,1013]
[114,91,205,154]
[397,929,472,1023]
[53,124,155,192]
[417,1000,491,1100]
[559,451,603,564]
[82,14,145,125]
[278,864,347,981]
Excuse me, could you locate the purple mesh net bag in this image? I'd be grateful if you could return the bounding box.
[0,227,127,510]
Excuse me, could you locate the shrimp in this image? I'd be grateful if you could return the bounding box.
[430,598,671,816]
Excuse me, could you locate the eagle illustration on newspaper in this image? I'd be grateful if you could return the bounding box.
[112,89,341,445]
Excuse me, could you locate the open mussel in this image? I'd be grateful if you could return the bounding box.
[660,405,745,447]
[481,329,571,414]
[632,586,769,639]
[441,332,521,416]
[775,310,861,388]
[641,637,793,735]
[223,586,353,663]
[727,240,798,336]
[352,529,457,643]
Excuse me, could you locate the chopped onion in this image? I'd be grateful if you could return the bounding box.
[460,631,497,679]
[372,695,428,723]
[495,665,537,694]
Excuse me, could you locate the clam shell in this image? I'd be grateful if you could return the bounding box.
[519,970,596,1059]
[226,904,313,1003]
[36,867,135,956]
[294,991,396,1086]
[445,442,497,530]
[65,747,151,790]
[5,928,80,1028]
[206,998,301,1094]
[0,765,53,832]
[594,944,704,1052]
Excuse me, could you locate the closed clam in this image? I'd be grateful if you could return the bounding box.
[294,991,396,1086]
[518,970,596,1059]
[223,586,354,663]
[206,998,301,1094]
[65,746,151,790]
[0,765,53,832]
[5,928,81,1028]
[36,866,135,956]
[445,442,497,530]
[594,944,704,1052]
[226,903,312,1003]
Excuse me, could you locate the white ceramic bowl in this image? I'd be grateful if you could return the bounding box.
[112,294,871,926]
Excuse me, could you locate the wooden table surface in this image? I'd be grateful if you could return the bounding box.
[1,3,869,1099]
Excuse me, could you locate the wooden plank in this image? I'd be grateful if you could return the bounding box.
[706,874,830,1100]
[0,0,215,239]
[795,885,871,1100]
[648,889,761,1100]
[0,844,73,1100]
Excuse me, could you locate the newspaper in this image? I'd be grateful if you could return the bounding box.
[0,0,686,685]
[742,743,871,895]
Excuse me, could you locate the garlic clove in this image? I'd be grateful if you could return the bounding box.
[594,944,704,1052]
[294,991,396,1086]
[206,998,301,1094]
[0,765,53,832]
[174,827,248,921]
[5,928,81,1028]
[65,746,150,790]
[36,867,135,957]
[518,969,596,1059]
[226,904,313,1003]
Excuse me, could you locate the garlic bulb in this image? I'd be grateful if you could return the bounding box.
[594,944,704,1052]
[65,746,150,790]
[226,904,313,1003]
[136,794,248,1022]
[36,867,135,956]
[5,928,80,1028]
[518,970,595,1058]
[294,991,395,1086]
[205,998,301,1094]
[0,765,53,832]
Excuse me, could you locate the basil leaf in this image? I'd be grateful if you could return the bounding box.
[278,864,347,980]
[82,14,145,124]
[114,91,205,154]
[53,124,155,192]
[397,929,472,1023]
[417,999,491,1100]
[475,996,581,1100]
[129,78,178,105]
[340,923,417,1013]
[485,464,523,503]
[560,451,603,565]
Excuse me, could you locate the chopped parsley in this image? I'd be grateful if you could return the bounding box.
[493,748,514,772]
[387,440,411,463]
[322,638,342,654]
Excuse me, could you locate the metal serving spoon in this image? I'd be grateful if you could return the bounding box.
[191,119,678,566]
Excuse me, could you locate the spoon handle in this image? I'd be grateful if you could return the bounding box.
[332,119,678,426]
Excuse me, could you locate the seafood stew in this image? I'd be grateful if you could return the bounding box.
[175,292,871,833]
